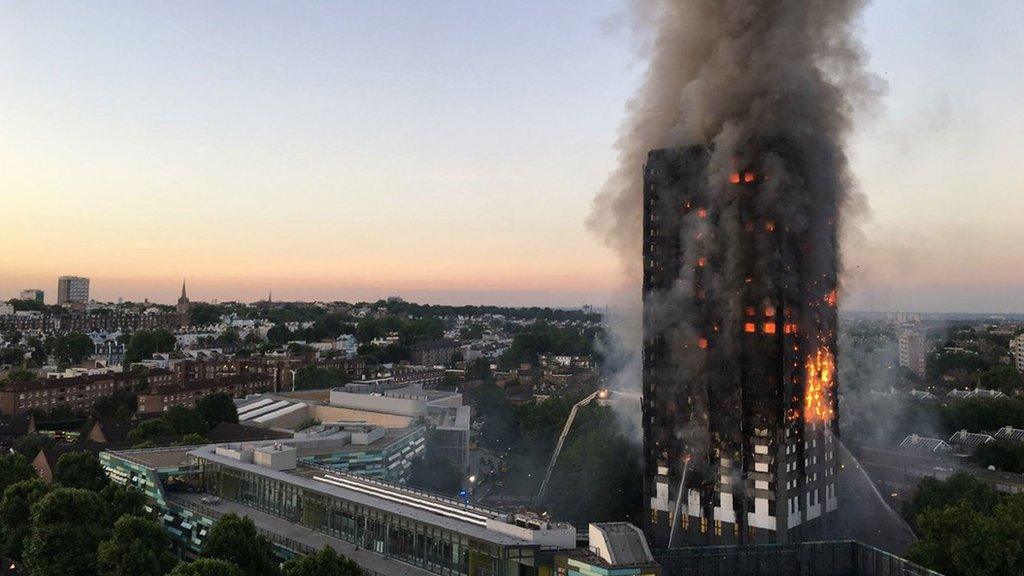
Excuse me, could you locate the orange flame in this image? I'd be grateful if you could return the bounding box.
[825,289,837,307]
[804,347,836,424]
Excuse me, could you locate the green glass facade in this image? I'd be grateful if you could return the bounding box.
[299,427,425,482]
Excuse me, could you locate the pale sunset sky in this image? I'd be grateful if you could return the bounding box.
[2,1,1023,310]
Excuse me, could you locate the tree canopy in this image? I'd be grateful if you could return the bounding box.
[96,515,178,576]
[0,478,51,563]
[50,332,95,366]
[54,451,109,492]
[904,472,1024,576]
[293,365,350,391]
[196,393,239,427]
[201,513,281,576]
[24,488,110,576]
[282,546,363,576]
[0,452,38,495]
[170,558,246,576]
[974,440,1024,474]
[124,330,176,364]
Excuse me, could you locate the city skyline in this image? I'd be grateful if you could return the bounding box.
[4,1,1024,311]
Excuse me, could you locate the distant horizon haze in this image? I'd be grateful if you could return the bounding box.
[3,1,1023,313]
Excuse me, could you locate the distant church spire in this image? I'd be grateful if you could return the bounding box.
[176,278,191,320]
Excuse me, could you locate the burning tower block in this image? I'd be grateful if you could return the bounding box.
[642,144,839,547]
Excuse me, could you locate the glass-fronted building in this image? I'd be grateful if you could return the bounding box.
[297,425,425,482]
[102,442,577,576]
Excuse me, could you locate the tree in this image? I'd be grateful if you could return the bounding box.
[170,558,245,576]
[11,433,55,458]
[124,329,175,364]
[266,324,291,345]
[909,494,1024,576]
[182,432,207,445]
[0,479,51,563]
[3,369,36,383]
[97,515,177,576]
[54,451,109,491]
[24,488,110,576]
[974,440,1024,474]
[51,333,95,366]
[398,317,444,346]
[904,473,1002,529]
[0,453,37,495]
[99,483,148,525]
[0,346,26,366]
[282,546,363,576]
[541,405,642,526]
[163,406,209,436]
[980,365,1024,394]
[189,303,223,327]
[129,418,175,440]
[90,391,138,421]
[293,366,349,391]
[196,393,239,427]
[202,513,281,576]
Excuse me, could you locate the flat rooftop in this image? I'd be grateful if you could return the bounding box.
[112,447,195,469]
[188,443,557,547]
[384,385,457,402]
[300,427,421,456]
[170,492,436,576]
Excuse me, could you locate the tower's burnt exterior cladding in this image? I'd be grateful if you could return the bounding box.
[642,142,839,547]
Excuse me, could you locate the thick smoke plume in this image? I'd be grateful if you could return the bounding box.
[590,0,880,437]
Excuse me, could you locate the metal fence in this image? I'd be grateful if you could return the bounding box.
[653,541,943,576]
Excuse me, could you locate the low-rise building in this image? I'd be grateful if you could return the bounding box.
[101,443,577,576]
[137,373,273,414]
[411,339,459,366]
[0,369,174,415]
[555,523,661,576]
[292,423,426,483]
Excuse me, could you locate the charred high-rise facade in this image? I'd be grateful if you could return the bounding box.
[642,142,840,547]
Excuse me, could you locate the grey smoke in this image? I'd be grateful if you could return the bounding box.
[589,0,882,439]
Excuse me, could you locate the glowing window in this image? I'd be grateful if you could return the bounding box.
[697,257,707,267]
[745,307,756,316]
[697,208,707,218]
[698,338,708,349]
[729,172,741,184]
[765,307,776,317]
[744,323,756,333]
[765,221,775,232]
[744,172,755,183]
[764,323,776,334]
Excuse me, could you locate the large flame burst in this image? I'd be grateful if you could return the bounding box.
[804,347,836,424]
